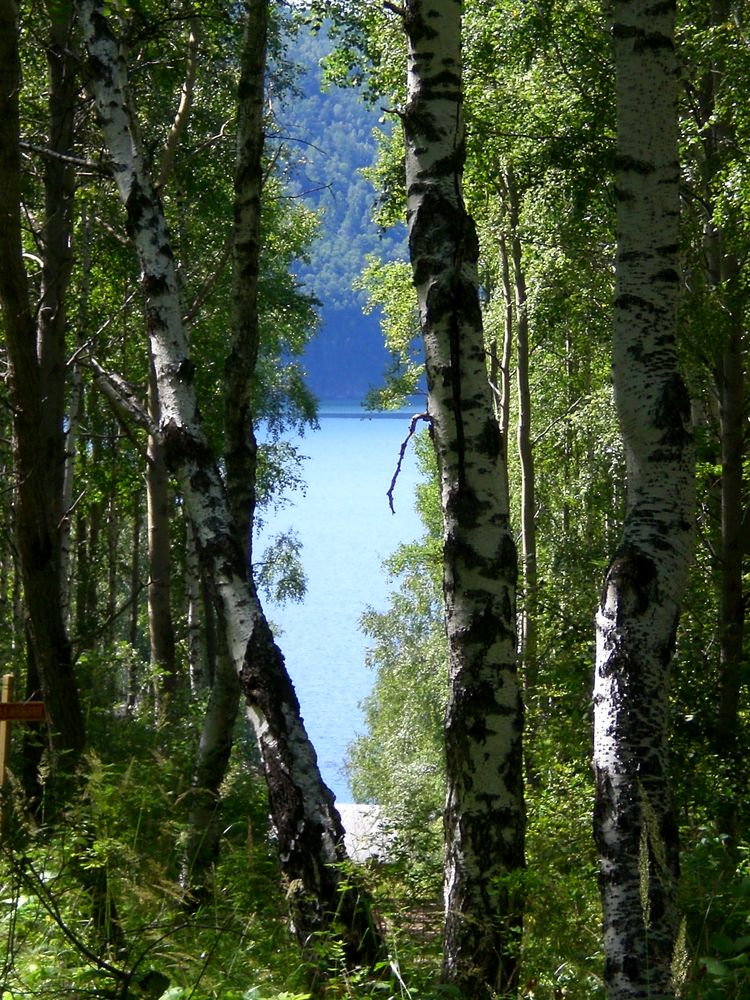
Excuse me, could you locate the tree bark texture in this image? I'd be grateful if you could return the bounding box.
[226,0,266,561]
[77,0,382,970]
[593,2,693,998]
[402,2,525,995]
[183,0,265,900]
[0,0,85,769]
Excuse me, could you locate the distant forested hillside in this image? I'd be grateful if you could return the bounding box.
[274,23,407,401]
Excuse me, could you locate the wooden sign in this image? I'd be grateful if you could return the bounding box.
[0,702,46,722]
[0,674,46,790]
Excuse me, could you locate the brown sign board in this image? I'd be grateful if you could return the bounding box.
[0,702,46,722]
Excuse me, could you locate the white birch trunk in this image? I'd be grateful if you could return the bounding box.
[77,0,382,966]
[593,2,693,997]
[402,1,525,995]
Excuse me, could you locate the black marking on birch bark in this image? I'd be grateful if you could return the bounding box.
[404,1,439,43]
[175,358,195,384]
[602,547,657,618]
[612,22,674,51]
[614,155,655,175]
[614,292,660,314]
[161,419,211,469]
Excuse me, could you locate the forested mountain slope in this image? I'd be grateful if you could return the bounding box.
[277,23,408,400]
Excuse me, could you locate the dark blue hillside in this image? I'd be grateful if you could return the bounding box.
[274,22,408,401]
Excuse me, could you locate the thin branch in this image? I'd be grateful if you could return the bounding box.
[19,140,111,175]
[157,17,200,189]
[387,411,430,513]
[85,356,155,435]
[532,395,585,445]
[10,854,128,982]
[182,235,233,327]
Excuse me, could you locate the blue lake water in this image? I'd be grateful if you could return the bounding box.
[256,403,425,802]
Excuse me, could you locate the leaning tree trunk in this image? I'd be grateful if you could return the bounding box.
[401,1,525,995]
[593,2,693,998]
[77,0,382,971]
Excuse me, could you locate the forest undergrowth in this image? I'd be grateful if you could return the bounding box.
[0,670,745,1000]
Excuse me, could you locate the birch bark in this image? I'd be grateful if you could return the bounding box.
[401,1,525,995]
[593,2,693,997]
[76,0,382,968]
[182,0,265,902]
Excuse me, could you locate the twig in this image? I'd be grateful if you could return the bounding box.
[387,411,430,514]
[19,140,111,175]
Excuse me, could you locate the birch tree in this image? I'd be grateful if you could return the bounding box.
[593,1,693,997]
[76,0,382,970]
[399,1,525,994]
[183,0,266,897]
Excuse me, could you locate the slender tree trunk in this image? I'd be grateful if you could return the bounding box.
[186,519,206,692]
[0,0,85,770]
[106,466,118,647]
[146,356,178,714]
[181,639,240,899]
[60,210,89,626]
[127,493,143,709]
[77,0,383,970]
[182,0,266,899]
[401,2,525,995]
[505,168,538,709]
[593,2,693,997]
[694,0,747,843]
[492,207,513,506]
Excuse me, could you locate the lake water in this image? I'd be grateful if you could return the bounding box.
[256,403,425,802]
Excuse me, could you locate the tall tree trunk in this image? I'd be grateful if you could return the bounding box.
[401,2,525,995]
[181,639,240,899]
[593,2,693,997]
[182,0,265,899]
[77,0,383,970]
[491,205,513,504]
[694,0,747,844]
[127,492,143,709]
[147,355,178,715]
[0,0,85,771]
[60,210,89,627]
[505,168,538,711]
[186,519,206,692]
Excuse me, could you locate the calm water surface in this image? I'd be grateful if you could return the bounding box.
[256,404,424,802]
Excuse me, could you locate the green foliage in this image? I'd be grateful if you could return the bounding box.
[0,694,299,1000]
[357,256,422,409]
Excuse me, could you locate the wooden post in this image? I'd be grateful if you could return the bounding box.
[0,675,46,787]
[0,673,12,789]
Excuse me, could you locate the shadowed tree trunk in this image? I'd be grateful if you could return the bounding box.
[400,1,525,995]
[0,0,85,774]
[146,353,178,716]
[692,0,747,846]
[593,2,693,997]
[504,167,538,716]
